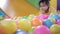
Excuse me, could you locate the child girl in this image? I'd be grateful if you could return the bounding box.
[36,0,50,20]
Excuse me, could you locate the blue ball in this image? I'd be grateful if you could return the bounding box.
[43,19,53,28]
[0,10,6,17]
[14,30,28,34]
[48,14,60,20]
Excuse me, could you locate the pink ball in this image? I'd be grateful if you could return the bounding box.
[57,19,60,25]
[33,25,51,34]
[4,16,10,19]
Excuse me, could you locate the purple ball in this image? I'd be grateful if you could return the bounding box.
[57,19,60,25]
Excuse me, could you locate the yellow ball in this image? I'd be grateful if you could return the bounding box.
[17,19,32,31]
[0,19,17,34]
[50,24,60,34]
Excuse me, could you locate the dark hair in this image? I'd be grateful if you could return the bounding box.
[39,0,50,6]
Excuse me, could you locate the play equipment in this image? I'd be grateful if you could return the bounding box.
[48,18,56,24]
[14,30,28,34]
[28,14,35,20]
[28,27,35,34]
[31,18,42,26]
[0,0,58,34]
[27,0,40,9]
[50,24,60,34]
[33,25,51,34]
[48,14,60,20]
[0,19,16,34]
[9,0,39,16]
[43,19,53,28]
[0,14,60,34]
[57,19,60,25]
[17,19,31,31]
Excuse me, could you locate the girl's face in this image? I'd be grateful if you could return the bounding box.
[40,2,49,13]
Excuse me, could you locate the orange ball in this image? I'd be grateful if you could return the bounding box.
[31,18,42,26]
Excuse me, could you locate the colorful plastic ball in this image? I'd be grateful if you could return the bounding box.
[23,16,28,19]
[31,18,42,26]
[43,19,53,28]
[4,16,10,19]
[28,27,35,34]
[57,19,60,25]
[48,14,53,19]
[50,24,60,34]
[49,14,60,20]
[0,16,4,20]
[28,14,35,20]
[0,19,17,34]
[34,25,51,34]
[14,30,28,34]
[17,19,31,31]
[48,18,56,24]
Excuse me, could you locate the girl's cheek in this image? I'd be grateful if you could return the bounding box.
[43,7,48,11]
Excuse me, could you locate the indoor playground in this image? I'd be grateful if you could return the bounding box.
[0,0,60,34]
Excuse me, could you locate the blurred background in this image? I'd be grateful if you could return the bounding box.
[0,0,56,18]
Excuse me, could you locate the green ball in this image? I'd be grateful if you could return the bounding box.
[50,24,60,34]
[28,27,34,34]
[0,16,4,20]
[23,16,28,19]
[28,14,35,20]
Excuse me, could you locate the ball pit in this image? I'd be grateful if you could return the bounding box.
[0,14,60,34]
[17,19,32,31]
[48,14,60,20]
